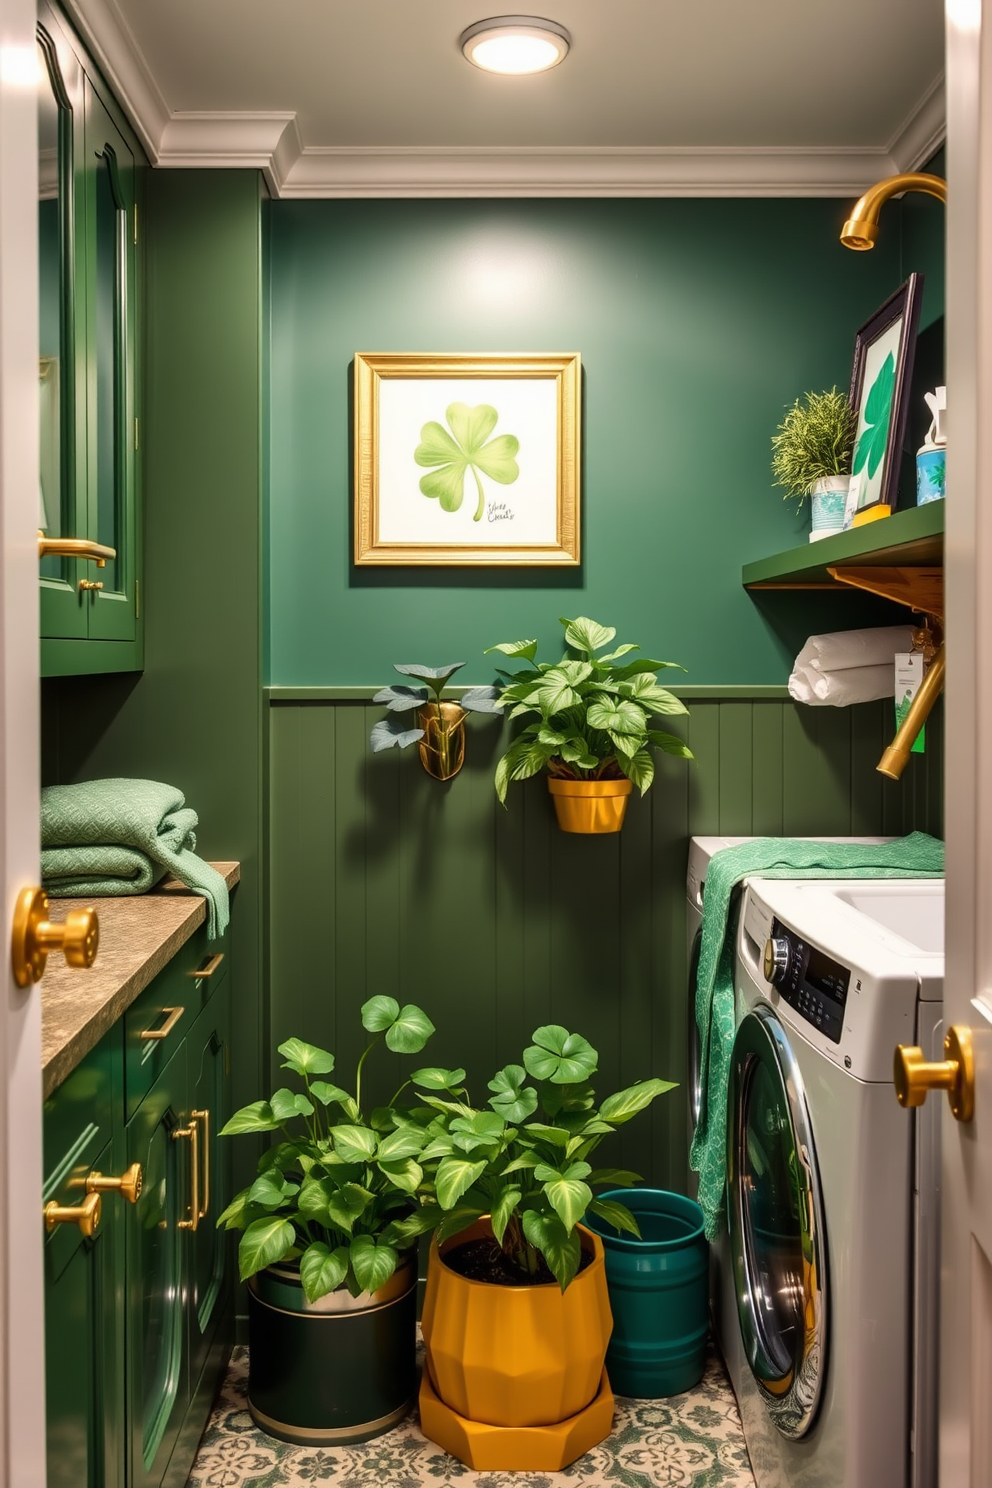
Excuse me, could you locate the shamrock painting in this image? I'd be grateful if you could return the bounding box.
[414,403,520,522]
[853,352,894,481]
[353,351,581,566]
[848,274,922,516]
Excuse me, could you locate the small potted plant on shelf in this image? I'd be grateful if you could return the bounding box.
[486,616,693,833]
[410,1025,677,1471]
[216,998,441,1446]
[770,386,857,541]
[370,662,500,781]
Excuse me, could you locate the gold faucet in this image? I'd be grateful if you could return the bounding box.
[838,170,948,779]
[840,171,947,250]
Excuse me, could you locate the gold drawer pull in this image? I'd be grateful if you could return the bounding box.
[192,953,224,980]
[173,1118,199,1231]
[87,1163,143,1205]
[78,580,103,593]
[38,532,116,567]
[140,1005,184,1042]
[45,1192,101,1238]
[192,1109,209,1218]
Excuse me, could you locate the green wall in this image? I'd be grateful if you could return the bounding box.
[267,197,929,687]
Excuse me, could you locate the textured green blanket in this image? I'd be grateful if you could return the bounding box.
[688,831,944,1240]
[41,778,230,939]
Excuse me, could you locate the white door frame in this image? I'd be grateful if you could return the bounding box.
[0,1,48,1482]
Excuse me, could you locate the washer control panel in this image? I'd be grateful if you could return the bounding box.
[763,919,851,1043]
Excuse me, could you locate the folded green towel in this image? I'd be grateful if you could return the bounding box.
[688,831,944,1240]
[41,778,230,939]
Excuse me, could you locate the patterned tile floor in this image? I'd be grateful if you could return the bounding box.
[187,1346,755,1488]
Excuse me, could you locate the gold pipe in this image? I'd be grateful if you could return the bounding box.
[840,172,947,250]
[877,644,945,780]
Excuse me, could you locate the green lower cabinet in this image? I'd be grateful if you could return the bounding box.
[187,977,232,1388]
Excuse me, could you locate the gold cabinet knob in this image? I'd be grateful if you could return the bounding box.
[44,1191,101,1238]
[894,1024,975,1122]
[78,580,104,593]
[11,888,99,987]
[86,1163,143,1205]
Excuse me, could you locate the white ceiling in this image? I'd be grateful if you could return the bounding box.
[67,0,946,197]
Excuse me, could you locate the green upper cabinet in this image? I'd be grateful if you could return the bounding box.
[37,2,143,677]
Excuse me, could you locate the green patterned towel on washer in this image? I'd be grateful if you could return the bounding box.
[41,778,230,939]
[688,831,944,1240]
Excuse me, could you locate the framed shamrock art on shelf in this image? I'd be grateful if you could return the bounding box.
[353,352,580,565]
[845,274,923,528]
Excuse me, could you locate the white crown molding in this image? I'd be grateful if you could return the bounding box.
[157,113,303,196]
[61,0,168,162]
[887,73,946,171]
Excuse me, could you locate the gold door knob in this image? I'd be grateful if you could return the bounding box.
[87,1163,143,1205]
[894,1024,975,1122]
[44,1191,101,1238]
[11,887,99,987]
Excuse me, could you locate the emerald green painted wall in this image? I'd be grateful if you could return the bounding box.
[268,696,942,1192]
[41,171,265,1195]
[267,197,932,686]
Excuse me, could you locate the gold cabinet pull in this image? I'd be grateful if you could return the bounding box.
[895,1024,975,1122]
[192,1110,209,1218]
[38,532,116,568]
[12,888,99,987]
[86,1162,143,1205]
[174,1118,199,1230]
[191,953,224,980]
[140,1005,184,1042]
[78,580,103,593]
[45,1191,101,1238]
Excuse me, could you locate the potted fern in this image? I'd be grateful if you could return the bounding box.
[771,386,857,541]
[486,616,692,833]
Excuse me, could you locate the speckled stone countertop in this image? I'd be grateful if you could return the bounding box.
[41,862,240,1099]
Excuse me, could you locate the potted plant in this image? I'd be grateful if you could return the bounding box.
[486,616,693,833]
[216,997,442,1445]
[411,1025,676,1469]
[370,662,499,780]
[770,386,857,541]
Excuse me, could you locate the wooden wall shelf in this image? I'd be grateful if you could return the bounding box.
[742,503,944,593]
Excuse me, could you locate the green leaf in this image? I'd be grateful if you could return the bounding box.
[435,1156,487,1209]
[436,1204,488,1243]
[484,639,538,661]
[269,1088,315,1122]
[247,1171,298,1210]
[277,1038,335,1077]
[523,1026,599,1084]
[561,617,616,655]
[535,1163,594,1229]
[522,1122,571,1148]
[238,1217,296,1281]
[587,1167,643,1187]
[377,1126,426,1161]
[415,404,519,522]
[381,1205,444,1246]
[330,1125,378,1163]
[599,1078,678,1124]
[394,662,465,683]
[501,1151,541,1176]
[326,1183,373,1232]
[377,1158,424,1194]
[215,1191,251,1230]
[521,1210,581,1291]
[619,676,688,714]
[853,351,896,480]
[460,687,502,714]
[487,1065,538,1123]
[308,1081,358,1113]
[618,748,655,794]
[385,1004,436,1054]
[371,684,430,713]
[296,1175,334,1222]
[587,1198,641,1238]
[411,1066,466,1091]
[370,717,425,753]
[349,1235,399,1295]
[586,698,649,736]
[299,1242,350,1302]
[648,729,694,760]
[598,643,639,663]
[361,996,400,1032]
[491,1186,522,1246]
[219,1100,278,1136]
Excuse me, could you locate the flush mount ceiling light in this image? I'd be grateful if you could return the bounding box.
[459,16,571,75]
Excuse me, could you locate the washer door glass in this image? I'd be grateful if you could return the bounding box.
[727,1005,827,1439]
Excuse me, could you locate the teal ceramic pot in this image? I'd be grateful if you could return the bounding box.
[246,1249,417,1445]
[917,447,946,505]
[809,476,849,541]
[584,1189,708,1398]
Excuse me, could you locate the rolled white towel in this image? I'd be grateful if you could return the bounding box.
[794,625,914,675]
[789,662,895,707]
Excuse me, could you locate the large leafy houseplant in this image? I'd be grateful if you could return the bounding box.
[217,998,442,1303]
[410,1024,677,1290]
[487,616,693,805]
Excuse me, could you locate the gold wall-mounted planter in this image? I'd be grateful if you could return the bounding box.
[547,778,633,834]
[418,702,467,781]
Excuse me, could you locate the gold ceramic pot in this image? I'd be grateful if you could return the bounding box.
[418,702,467,781]
[547,778,633,834]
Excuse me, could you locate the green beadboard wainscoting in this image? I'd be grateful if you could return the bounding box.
[268,693,942,1194]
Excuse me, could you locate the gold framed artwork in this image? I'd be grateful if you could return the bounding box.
[353,352,581,566]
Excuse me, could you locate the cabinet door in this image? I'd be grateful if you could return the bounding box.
[37,7,87,640]
[44,1134,124,1488]
[187,977,232,1389]
[83,84,136,643]
[125,1045,190,1488]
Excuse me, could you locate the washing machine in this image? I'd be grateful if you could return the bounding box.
[725,876,943,1488]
